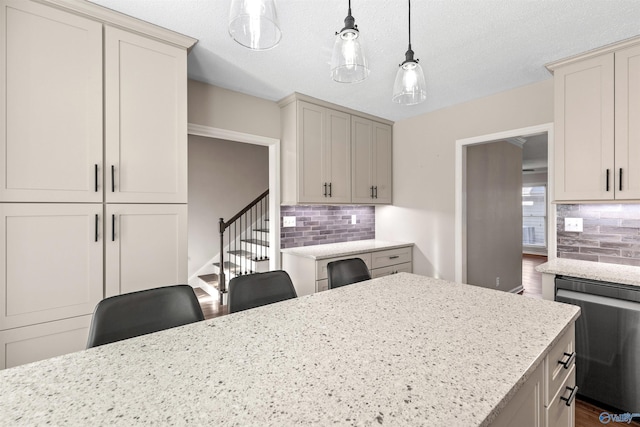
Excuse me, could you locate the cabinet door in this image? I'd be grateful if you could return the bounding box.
[105,204,187,297]
[0,204,103,330]
[0,0,102,202]
[351,116,375,203]
[297,101,326,203]
[0,315,91,370]
[105,26,187,203]
[615,44,640,199]
[554,53,614,201]
[325,109,351,203]
[372,122,392,204]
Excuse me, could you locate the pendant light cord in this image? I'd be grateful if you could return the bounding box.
[408,0,412,50]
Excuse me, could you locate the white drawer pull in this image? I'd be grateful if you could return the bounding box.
[389,255,400,259]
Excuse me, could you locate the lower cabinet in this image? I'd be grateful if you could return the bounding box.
[489,323,576,427]
[282,244,413,296]
[0,203,187,369]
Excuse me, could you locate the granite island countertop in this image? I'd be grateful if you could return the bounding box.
[0,273,579,426]
[280,239,413,260]
[536,257,640,288]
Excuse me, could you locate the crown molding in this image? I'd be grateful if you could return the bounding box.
[545,34,640,73]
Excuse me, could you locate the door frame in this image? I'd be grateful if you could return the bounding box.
[187,124,281,271]
[454,123,555,284]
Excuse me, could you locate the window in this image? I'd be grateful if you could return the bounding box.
[522,185,546,247]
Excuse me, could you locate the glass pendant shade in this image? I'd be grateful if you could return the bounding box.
[229,0,282,50]
[392,57,427,105]
[330,29,369,83]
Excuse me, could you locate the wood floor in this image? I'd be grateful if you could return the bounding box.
[192,258,637,426]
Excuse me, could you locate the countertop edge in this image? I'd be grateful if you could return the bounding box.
[536,258,640,287]
[280,240,414,260]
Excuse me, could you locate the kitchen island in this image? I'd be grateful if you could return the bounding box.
[0,273,579,426]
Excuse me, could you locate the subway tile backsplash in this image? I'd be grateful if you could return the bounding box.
[557,204,640,266]
[280,205,375,249]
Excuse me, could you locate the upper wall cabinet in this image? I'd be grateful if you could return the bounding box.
[279,93,393,205]
[0,0,103,202]
[549,38,640,201]
[105,26,188,203]
[0,0,190,204]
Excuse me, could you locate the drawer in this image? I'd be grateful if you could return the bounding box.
[371,246,412,269]
[545,323,575,406]
[316,279,329,292]
[316,253,371,281]
[370,262,412,278]
[545,366,576,427]
[0,315,91,370]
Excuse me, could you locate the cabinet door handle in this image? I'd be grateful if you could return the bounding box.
[111,214,115,242]
[323,183,327,197]
[374,186,378,199]
[620,168,623,191]
[606,169,610,191]
[111,165,115,192]
[370,186,374,199]
[95,214,99,242]
[558,351,576,369]
[389,255,400,259]
[94,164,99,192]
[560,385,578,407]
[328,182,332,197]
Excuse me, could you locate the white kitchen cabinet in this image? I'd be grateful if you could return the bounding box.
[0,204,103,331]
[352,117,392,204]
[282,243,412,296]
[489,363,544,427]
[280,93,393,205]
[0,0,103,202]
[105,26,188,204]
[106,204,187,297]
[550,37,640,202]
[0,315,91,370]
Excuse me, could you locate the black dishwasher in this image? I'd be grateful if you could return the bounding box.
[555,276,640,413]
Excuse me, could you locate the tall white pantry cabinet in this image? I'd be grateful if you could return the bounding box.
[0,0,195,369]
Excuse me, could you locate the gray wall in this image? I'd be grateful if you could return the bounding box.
[466,141,523,292]
[188,136,268,277]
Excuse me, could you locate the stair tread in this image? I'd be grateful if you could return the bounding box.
[213,261,240,269]
[254,228,269,233]
[227,249,270,261]
[198,273,219,285]
[241,238,269,246]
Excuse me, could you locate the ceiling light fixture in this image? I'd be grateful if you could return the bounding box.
[392,0,426,105]
[330,0,369,83]
[228,0,282,50]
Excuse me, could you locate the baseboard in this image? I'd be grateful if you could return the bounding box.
[509,285,524,294]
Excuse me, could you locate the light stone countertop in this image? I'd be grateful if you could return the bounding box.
[536,258,640,287]
[0,273,579,426]
[280,239,413,260]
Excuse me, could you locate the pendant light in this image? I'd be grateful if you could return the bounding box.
[330,0,369,83]
[392,0,426,105]
[228,0,282,50]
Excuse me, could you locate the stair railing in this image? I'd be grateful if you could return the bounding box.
[218,189,269,304]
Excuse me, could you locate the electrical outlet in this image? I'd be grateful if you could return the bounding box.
[351,214,357,225]
[496,277,500,287]
[282,216,296,227]
[564,217,583,232]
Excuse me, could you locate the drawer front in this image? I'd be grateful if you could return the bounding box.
[371,262,412,278]
[316,253,372,281]
[317,279,329,292]
[371,246,412,269]
[546,367,576,427]
[545,323,575,406]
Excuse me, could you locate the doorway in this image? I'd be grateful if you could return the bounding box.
[454,123,555,288]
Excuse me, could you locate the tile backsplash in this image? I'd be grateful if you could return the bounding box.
[557,204,640,266]
[280,205,375,249]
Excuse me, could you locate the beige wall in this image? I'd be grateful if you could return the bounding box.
[376,79,554,281]
[188,136,269,277]
[188,80,280,139]
[467,141,522,291]
[523,172,548,186]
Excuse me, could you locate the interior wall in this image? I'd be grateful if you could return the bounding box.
[376,79,553,281]
[188,79,280,139]
[466,141,523,291]
[188,136,269,277]
[523,172,548,186]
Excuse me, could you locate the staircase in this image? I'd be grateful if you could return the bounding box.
[199,189,270,305]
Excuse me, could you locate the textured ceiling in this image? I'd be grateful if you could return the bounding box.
[89,0,640,122]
